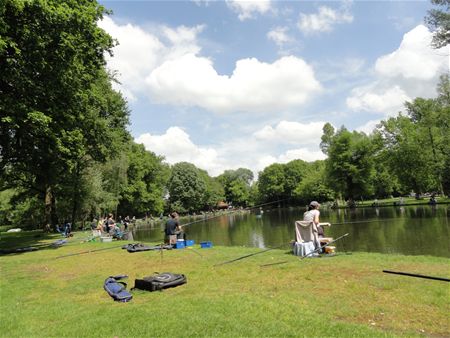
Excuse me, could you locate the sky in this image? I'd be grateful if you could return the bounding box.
[98,0,449,177]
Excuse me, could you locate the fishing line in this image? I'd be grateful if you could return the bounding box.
[332,218,405,225]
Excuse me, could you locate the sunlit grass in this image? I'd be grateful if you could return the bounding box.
[1,231,449,337]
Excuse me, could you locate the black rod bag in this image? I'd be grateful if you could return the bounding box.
[133,272,187,292]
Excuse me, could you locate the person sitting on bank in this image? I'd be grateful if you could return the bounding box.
[303,201,331,239]
[294,201,331,256]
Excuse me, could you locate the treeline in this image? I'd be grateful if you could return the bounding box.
[0,1,449,230]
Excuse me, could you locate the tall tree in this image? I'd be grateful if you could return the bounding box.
[167,162,207,213]
[217,168,253,206]
[0,1,129,229]
[322,127,376,200]
[425,0,450,48]
[257,163,286,202]
[118,142,169,218]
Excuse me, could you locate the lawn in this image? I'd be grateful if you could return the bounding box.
[1,231,449,337]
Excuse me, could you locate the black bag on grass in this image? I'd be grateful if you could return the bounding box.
[133,272,187,292]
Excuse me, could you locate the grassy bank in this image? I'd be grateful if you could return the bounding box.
[1,231,449,337]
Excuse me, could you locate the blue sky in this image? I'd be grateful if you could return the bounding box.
[98,0,448,177]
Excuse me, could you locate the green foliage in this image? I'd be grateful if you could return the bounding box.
[0,0,130,228]
[257,163,286,201]
[294,161,334,203]
[324,127,376,200]
[118,142,170,217]
[167,162,207,213]
[216,168,253,206]
[199,170,225,210]
[425,0,450,48]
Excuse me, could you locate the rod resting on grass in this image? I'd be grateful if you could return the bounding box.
[383,270,450,282]
[214,243,288,266]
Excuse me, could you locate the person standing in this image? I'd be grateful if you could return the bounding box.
[164,212,180,244]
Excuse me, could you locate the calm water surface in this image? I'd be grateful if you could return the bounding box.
[133,205,449,257]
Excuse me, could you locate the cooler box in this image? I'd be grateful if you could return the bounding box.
[175,240,185,249]
[101,236,113,243]
[185,240,195,246]
[200,241,212,248]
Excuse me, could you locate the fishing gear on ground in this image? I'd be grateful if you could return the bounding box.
[132,272,187,292]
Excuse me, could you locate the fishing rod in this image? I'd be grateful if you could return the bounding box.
[55,244,124,259]
[383,270,450,282]
[180,198,291,228]
[300,233,349,259]
[332,218,404,225]
[214,242,289,267]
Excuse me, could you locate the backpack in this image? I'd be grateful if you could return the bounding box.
[104,275,133,302]
[133,272,187,292]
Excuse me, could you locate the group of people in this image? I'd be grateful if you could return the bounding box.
[90,214,132,238]
[294,200,331,256]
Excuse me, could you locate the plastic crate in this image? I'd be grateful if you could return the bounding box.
[185,240,195,246]
[174,241,185,249]
[200,241,212,248]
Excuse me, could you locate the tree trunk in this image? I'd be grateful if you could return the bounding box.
[44,185,53,231]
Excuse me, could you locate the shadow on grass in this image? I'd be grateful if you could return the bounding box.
[0,230,67,255]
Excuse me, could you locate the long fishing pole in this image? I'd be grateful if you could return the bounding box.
[383,270,450,282]
[332,218,404,225]
[214,242,288,267]
[300,233,349,259]
[55,244,124,259]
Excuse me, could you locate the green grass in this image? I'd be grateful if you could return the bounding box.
[1,231,449,337]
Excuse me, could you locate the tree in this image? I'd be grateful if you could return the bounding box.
[167,162,207,213]
[199,170,225,210]
[0,1,129,229]
[118,142,169,218]
[425,0,450,48]
[257,163,286,202]
[294,161,334,203]
[376,116,436,195]
[323,127,376,200]
[283,159,310,201]
[216,168,253,206]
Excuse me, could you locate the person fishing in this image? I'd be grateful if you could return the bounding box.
[164,212,185,244]
[304,201,331,239]
[294,201,331,256]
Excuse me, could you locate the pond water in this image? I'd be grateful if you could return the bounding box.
[133,205,450,258]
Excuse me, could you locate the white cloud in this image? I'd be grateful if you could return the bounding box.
[146,54,322,114]
[253,120,325,145]
[135,127,224,176]
[98,17,166,100]
[355,119,382,135]
[226,0,272,21]
[100,17,322,114]
[346,85,411,115]
[136,124,327,177]
[375,25,445,80]
[298,5,353,34]
[267,26,292,46]
[346,25,449,115]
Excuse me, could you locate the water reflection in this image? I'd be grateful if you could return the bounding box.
[133,205,450,257]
